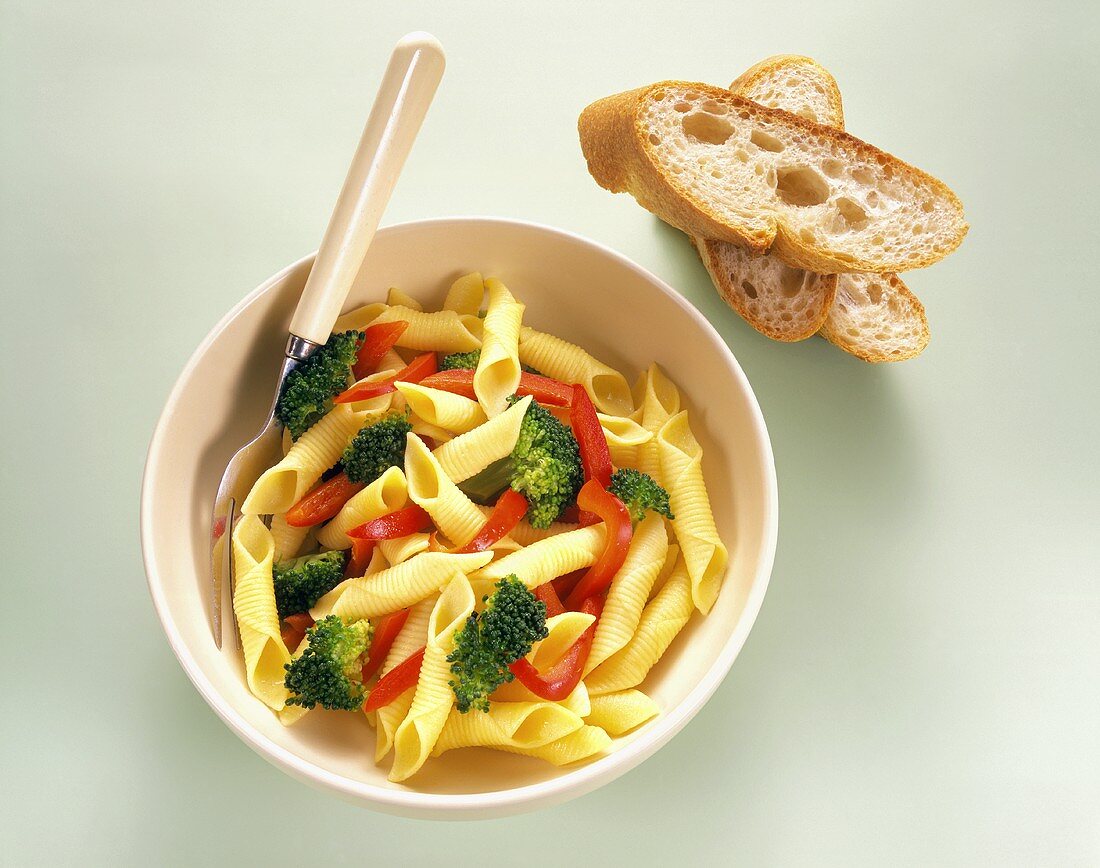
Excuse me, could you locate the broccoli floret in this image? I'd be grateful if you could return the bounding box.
[447,576,548,713]
[439,350,481,371]
[609,468,674,523]
[440,349,540,375]
[459,398,582,528]
[284,616,372,710]
[341,412,413,484]
[272,550,347,619]
[276,331,364,439]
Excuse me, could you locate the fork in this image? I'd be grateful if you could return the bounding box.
[210,32,446,648]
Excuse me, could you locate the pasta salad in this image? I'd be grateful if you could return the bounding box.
[228,272,728,782]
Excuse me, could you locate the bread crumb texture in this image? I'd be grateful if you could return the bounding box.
[820,273,930,362]
[695,237,835,341]
[630,83,966,271]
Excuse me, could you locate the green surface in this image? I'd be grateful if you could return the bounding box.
[3,0,1098,864]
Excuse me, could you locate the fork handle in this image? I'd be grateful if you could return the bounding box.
[288,32,445,346]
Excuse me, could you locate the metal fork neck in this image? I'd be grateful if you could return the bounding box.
[286,334,322,361]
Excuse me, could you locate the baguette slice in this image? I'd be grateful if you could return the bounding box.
[822,273,930,362]
[692,235,837,341]
[719,55,930,359]
[730,54,845,127]
[579,81,967,273]
[692,56,843,341]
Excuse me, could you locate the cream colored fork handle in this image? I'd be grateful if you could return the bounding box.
[289,32,445,345]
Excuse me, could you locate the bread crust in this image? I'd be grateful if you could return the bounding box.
[693,236,836,341]
[730,55,845,128]
[730,57,931,360]
[819,273,930,362]
[578,80,968,273]
[579,85,775,253]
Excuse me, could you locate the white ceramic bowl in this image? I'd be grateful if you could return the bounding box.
[141,217,777,819]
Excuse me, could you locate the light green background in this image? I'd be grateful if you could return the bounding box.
[3,0,1097,864]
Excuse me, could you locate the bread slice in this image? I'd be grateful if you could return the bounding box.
[821,273,930,361]
[730,55,845,127]
[692,236,837,341]
[578,81,967,273]
[689,57,842,341]
[720,55,930,360]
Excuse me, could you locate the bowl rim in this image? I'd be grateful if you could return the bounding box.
[140,215,778,817]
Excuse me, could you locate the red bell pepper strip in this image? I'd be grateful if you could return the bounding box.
[551,568,586,601]
[360,608,411,682]
[564,480,633,609]
[418,369,575,407]
[518,372,575,407]
[346,504,432,541]
[286,471,365,528]
[454,488,528,553]
[558,506,581,524]
[280,613,315,653]
[364,646,425,712]
[343,505,432,577]
[417,370,477,400]
[335,351,438,403]
[352,321,409,379]
[344,536,375,579]
[508,595,603,700]
[570,384,613,488]
[533,582,566,618]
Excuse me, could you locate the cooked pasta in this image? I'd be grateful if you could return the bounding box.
[529,612,597,669]
[585,513,669,674]
[314,466,408,550]
[432,700,584,755]
[404,434,486,547]
[487,725,612,765]
[503,516,577,547]
[408,413,454,445]
[231,515,291,710]
[343,391,396,420]
[387,286,423,311]
[431,395,531,483]
[395,383,487,434]
[598,413,652,468]
[242,404,370,515]
[309,546,387,620]
[632,363,681,481]
[472,505,576,547]
[584,556,694,696]
[490,683,591,722]
[389,573,475,781]
[228,272,730,783]
[269,512,309,562]
[377,348,407,374]
[473,524,605,588]
[377,531,431,565]
[584,689,660,736]
[656,411,728,614]
[334,303,483,353]
[331,551,492,620]
[442,271,485,316]
[375,596,435,762]
[517,327,633,416]
[648,543,680,601]
[474,278,524,416]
